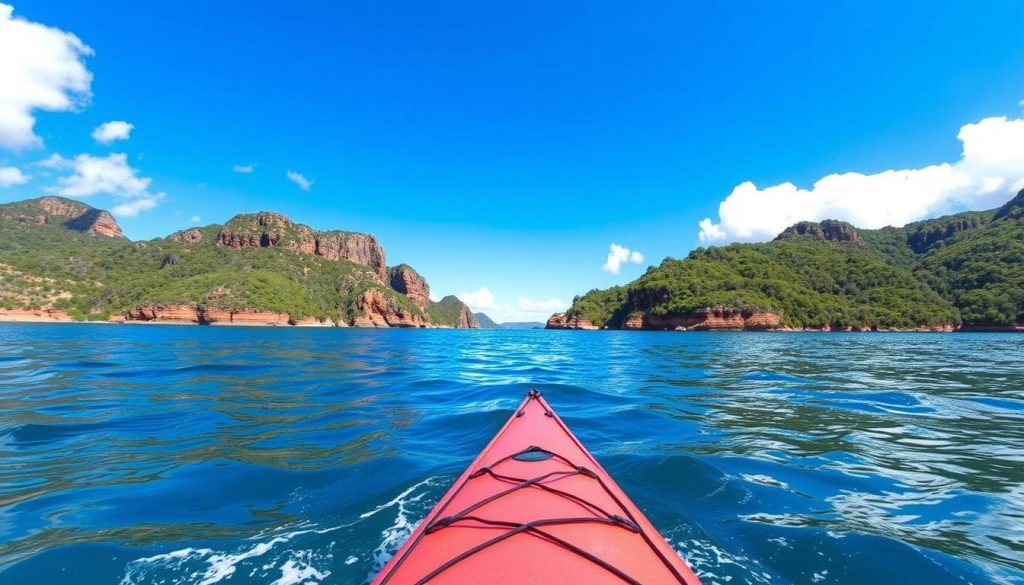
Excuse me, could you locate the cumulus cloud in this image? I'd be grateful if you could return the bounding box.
[48,152,163,217]
[286,170,313,190]
[0,3,93,149]
[56,152,150,197]
[190,214,200,222]
[602,243,645,274]
[517,297,566,312]
[91,120,132,143]
[0,165,28,187]
[111,193,164,218]
[232,163,255,174]
[698,112,1024,242]
[458,286,496,310]
[458,286,567,322]
[36,152,68,168]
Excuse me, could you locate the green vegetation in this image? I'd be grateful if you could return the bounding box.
[566,286,629,328]
[911,197,1024,325]
[563,191,1024,329]
[474,312,498,328]
[0,198,439,324]
[426,295,471,327]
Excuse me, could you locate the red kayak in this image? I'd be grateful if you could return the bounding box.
[372,389,703,584]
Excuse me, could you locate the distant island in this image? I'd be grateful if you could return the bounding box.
[0,197,478,328]
[548,190,1024,332]
[474,313,545,329]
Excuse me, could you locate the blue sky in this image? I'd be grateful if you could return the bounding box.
[1,1,1023,321]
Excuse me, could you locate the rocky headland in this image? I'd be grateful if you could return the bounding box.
[548,190,1024,333]
[0,197,477,328]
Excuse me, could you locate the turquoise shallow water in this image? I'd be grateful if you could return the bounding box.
[0,324,1022,585]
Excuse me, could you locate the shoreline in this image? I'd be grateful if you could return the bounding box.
[0,313,1021,332]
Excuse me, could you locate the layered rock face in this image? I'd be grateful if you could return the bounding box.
[549,306,781,330]
[545,313,598,330]
[776,219,862,243]
[123,304,202,323]
[388,264,430,308]
[215,212,387,280]
[643,306,781,330]
[120,304,291,325]
[622,314,644,329]
[456,304,479,328]
[353,288,429,327]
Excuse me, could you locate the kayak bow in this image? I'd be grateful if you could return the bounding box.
[372,389,703,584]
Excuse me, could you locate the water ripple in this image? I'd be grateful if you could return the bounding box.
[0,326,1021,584]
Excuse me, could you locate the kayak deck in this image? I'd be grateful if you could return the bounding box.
[372,389,702,584]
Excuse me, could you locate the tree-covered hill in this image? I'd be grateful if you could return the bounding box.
[911,193,1024,326]
[474,312,498,328]
[0,197,476,327]
[556,190,1024,330]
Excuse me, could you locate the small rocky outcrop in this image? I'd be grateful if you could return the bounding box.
[354,288,429,328]
[215,212,387,280]
[388,264,430,308]
[908,216,987,253]
[290,316,335,327]
[993,188,1024,221]
[456,304,479,328]
[642,306,782,330]
[170,228,204,243]
[123,304,202,323]
[622,314,644,329]
[776,219,862,244]
[28,196,126,237]
[546,312,599,330]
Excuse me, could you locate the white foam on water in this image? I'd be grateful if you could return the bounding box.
[120,523,347,585]
[740,473,791,491]
[359,476,437,519]
[120,478,442,585]
[674,537,774,585]
[198,536,289,584]
[364,477,443,580]
[271,551,329,585]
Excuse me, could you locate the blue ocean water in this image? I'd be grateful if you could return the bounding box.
[0,324,1022,585]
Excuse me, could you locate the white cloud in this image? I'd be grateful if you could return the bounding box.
[458,286,496,310]
[91,120,132,143]
[602,243,645,274]
[458,286,567,322]
[517,297,566,312]
[56,152,150,197]
[0,3,93,149]
[286,170,313,190]
[48,152,162,217]
[0,165,28,187]
[232,163,255,174]
[190,214,200,223]
[698,111,1024,242]
[36,152,68,168]
[111,193,164,218]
